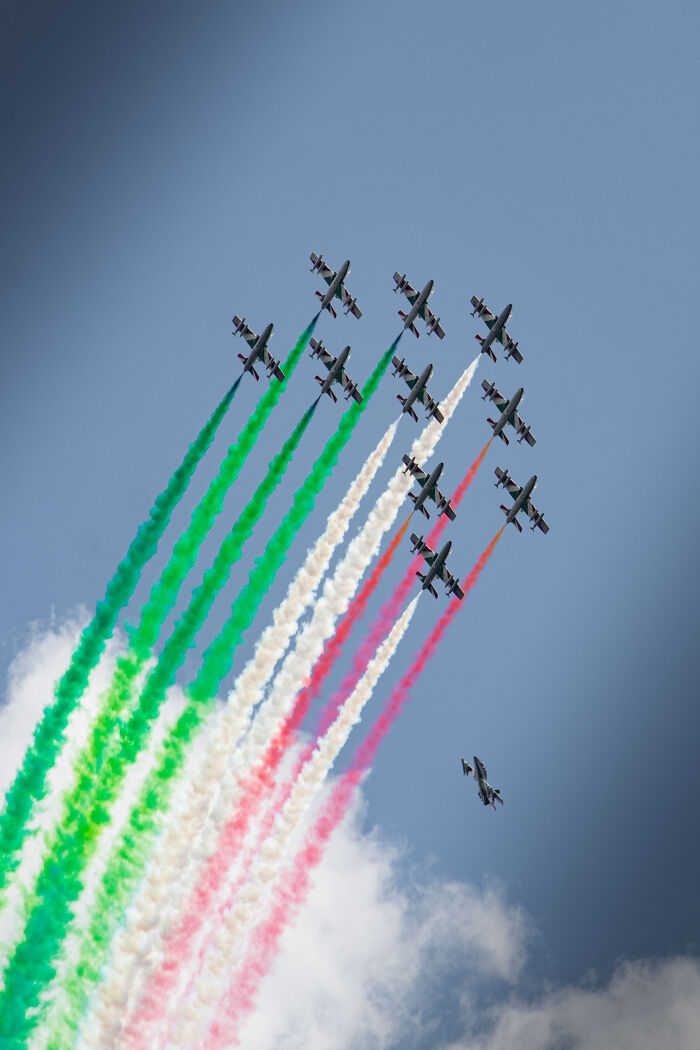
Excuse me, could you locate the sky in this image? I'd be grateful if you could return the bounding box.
[1,0,699,1045]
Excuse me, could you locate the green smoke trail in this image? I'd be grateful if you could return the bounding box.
[77,316,319,778]
[0,378,239,901]
[37,336,400,1049]
[0,399,318,1048]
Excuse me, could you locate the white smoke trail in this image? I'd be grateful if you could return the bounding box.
[173,597,419,1049]
[76,420,399,1050]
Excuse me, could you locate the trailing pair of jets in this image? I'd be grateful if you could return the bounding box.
[400,456,464,600]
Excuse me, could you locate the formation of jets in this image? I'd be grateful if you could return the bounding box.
[231,254,554,815]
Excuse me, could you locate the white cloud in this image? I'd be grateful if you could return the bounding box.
[449,956,700,1050]
[237,790,530,1050]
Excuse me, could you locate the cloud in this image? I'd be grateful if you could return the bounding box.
[236,790,530,1050]
[449,955,700,1050]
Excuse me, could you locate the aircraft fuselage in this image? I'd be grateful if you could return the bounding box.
[422,540,451,593]
[480,304,512,355]
[491,387,524,439]
[320,345,351,397]
[412,462,444,515]
[244,322,274,372]
[403,280,434,330]
[403,363,433,413]
[506,474,537,526]
[320,260,350,310]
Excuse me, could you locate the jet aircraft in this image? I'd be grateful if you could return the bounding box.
[231,316,285,382]
[392,357,444,423]
[309,339,363,403]
[401,455,456,520]
[393,273,445,339]
[481,381,536,446]
[409,533,464,599]
[494,466,549,533]
[461,756,503,809]
[470,296,523,364]
[310,253,362,318]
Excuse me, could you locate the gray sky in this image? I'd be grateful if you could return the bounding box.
[1,0,699,1042]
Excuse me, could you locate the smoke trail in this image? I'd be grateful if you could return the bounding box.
[82,360,475,1049]
[0,401,318,1049]
[176,597,419,1049]
[50,319,319,841]
[114,359,479,1036]
[59,419,399,1050]
[0,379,239,901]
[213,528,506,1040]
[50,340,399,1050]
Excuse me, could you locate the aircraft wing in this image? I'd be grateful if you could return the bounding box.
[420,303,446,339]
[501,329,522,367]
[481,380,508,411]
[339,284,362,318]
[410,533,438,565]
[436,563,464,600]
[523,497,550,534]
[432,484,456,520]
[393,272,419,304]
[471,296,497,328]
[311,340,338,372]
[392,356,418,389]
[415,383,445,423]
[494,467,522,501]
[310,252,336,286]
[402,454,430,488]
[339,369,363,403]
[497,324,524,363]
[261,348,285,382]
[511,411,536,446]
[232,315,259,348]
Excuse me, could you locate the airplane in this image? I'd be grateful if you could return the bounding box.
[401,455,456,520]
[409,533,464,599]
[310,253,362,318]
[470,296,523,364]
[481,381,536,446]
[231,316,285,382]
[392,357,444,423]
[494,466,549,534]
[392,273,445,339]
[461,756,503,809]
[309,339,363,403]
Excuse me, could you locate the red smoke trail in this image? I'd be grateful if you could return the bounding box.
[210,528,504,1045]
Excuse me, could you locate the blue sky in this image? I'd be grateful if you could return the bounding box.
[2,0,699,1040]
